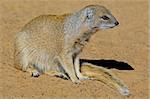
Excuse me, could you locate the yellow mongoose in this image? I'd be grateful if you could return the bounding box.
[14,5,130,96]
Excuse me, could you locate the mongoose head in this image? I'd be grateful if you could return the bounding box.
[82,5,119,31]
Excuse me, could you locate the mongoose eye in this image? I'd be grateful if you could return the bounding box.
[101,15,110,20]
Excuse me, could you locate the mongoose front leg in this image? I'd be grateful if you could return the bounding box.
[59,55,80,84]
[74,56,90,80]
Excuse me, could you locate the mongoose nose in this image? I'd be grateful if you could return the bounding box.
[115,21,119,26]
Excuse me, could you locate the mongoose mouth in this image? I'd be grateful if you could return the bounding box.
[100,25,116,29]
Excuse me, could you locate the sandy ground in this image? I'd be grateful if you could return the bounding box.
[0,0,149,99]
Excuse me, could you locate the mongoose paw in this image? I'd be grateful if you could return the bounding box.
[55,74,69,80]
[72,79,81,84]
[119,87,131,96]
[31,71,41,77]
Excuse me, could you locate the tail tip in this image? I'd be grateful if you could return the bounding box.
[119,87,131,96]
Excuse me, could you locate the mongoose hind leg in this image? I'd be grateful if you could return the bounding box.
[14,51,29,72]
[29,68,69,79]
[81,62,130,96]
[14,31,30,72]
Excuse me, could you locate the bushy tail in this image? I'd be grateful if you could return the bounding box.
[81,63,130,96]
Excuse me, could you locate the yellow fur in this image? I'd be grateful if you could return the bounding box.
[14,5,129,96]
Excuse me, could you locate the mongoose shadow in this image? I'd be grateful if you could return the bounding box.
[80,59,134,70]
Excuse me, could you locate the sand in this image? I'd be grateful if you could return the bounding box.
[0,0,149,99]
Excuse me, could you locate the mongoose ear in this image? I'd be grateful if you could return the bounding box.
[84,8,94,20]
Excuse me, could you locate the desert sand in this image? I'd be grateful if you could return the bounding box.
[0,0,149,99]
